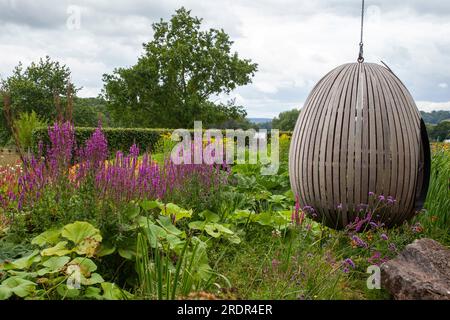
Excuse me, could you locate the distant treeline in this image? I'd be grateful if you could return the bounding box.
[420,110,450,125]
[421,111,450,141]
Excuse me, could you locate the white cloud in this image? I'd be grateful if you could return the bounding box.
[416,101,450,112]
[438,83,448,89]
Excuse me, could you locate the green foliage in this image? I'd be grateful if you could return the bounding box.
[0,221,132,300]
[32,126,174,154]
[420,110,450,125]
[136,232,215,299]
[102,7,257,128]
[3,124,450,300]
[419,145,450,243]
[14,111,47,149]
[272,109,300,131]
[0,56,76,121]
[153,134,178,156]
[427,121,450,141]
[73,97,109,127]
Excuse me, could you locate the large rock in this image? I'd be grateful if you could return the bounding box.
[381,238,450,300]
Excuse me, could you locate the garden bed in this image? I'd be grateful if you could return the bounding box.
[0,124,448,300]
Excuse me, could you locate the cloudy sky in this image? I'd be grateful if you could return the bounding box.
[1,0,450,118]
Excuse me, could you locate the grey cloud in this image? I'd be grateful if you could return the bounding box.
[0,0,450,117]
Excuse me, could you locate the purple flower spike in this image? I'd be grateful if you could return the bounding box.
[344,258,356,269]
[351,235,368,248]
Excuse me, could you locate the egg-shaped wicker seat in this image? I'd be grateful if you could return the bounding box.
[289,62,430,229]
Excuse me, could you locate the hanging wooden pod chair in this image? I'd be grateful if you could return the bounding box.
[288,62,430,229]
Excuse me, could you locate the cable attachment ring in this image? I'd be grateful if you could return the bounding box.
[358,42,364,63]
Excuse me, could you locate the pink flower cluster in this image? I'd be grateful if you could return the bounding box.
[15,121,229,209]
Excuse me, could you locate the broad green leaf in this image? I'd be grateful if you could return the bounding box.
[101,282,133,300]
[2,250,40,270]
[159,203,192,221]
[284,189,295,201]
[0,286,12,300]
[199,210,220,222]
[118,247,136,260]
[213,223,234,235]
[69,257,97,275]
[56,284,80,298]
[157,216,183,236]
[232,209,254,220]
[196,263,213,281]
[142,223,167,248]
[269,194,286,203]
[42,256,70,272]
[36,268,51,276]
[1,277,36,298]
[255,212,273,226]
[204,223,234,238]
[84,286,103,299]
[166,234,184,250]
[85,287,102,299]
[137,216,153,226]
[81,273,104,285]
[188,221,206,230]
[124,204,141,220]
[204,224,221,238]
[96,243,116,257]
[226,234,241,244]
[31,229,61,247]
[6,270,37,278]
[41,241,72,257]
[61,221,102,245]
[278,210,293,220]
[272,212,291,225]
[141,200,160,211]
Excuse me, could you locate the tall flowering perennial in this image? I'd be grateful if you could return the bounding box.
[75,124,109,182]
[13,122,230,217]
[17,155,47,210]
[82,125,108,166]
[0,162,22,209]
[47,121,75,177]
[17,122,75,210]
[291,195,307,227]
[94,146,162,202]
[94,143,230,204]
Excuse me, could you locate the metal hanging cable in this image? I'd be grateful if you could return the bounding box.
[357,0,365,63]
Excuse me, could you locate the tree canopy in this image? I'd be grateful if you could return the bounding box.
[272,109,300,131]
[427,121,450,141]
[1,56,75,120]
[421,110,450,125]
[102,7,258,128]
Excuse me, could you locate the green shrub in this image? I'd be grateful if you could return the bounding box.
[32,126,292,155]
[32,127,175,154]
[0,221,132,300]
[14,111,47,150]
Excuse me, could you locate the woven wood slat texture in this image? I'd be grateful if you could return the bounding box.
[289,62,430,229]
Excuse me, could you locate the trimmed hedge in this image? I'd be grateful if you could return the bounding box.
[32,127,174,154]
[31,126,293,154]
